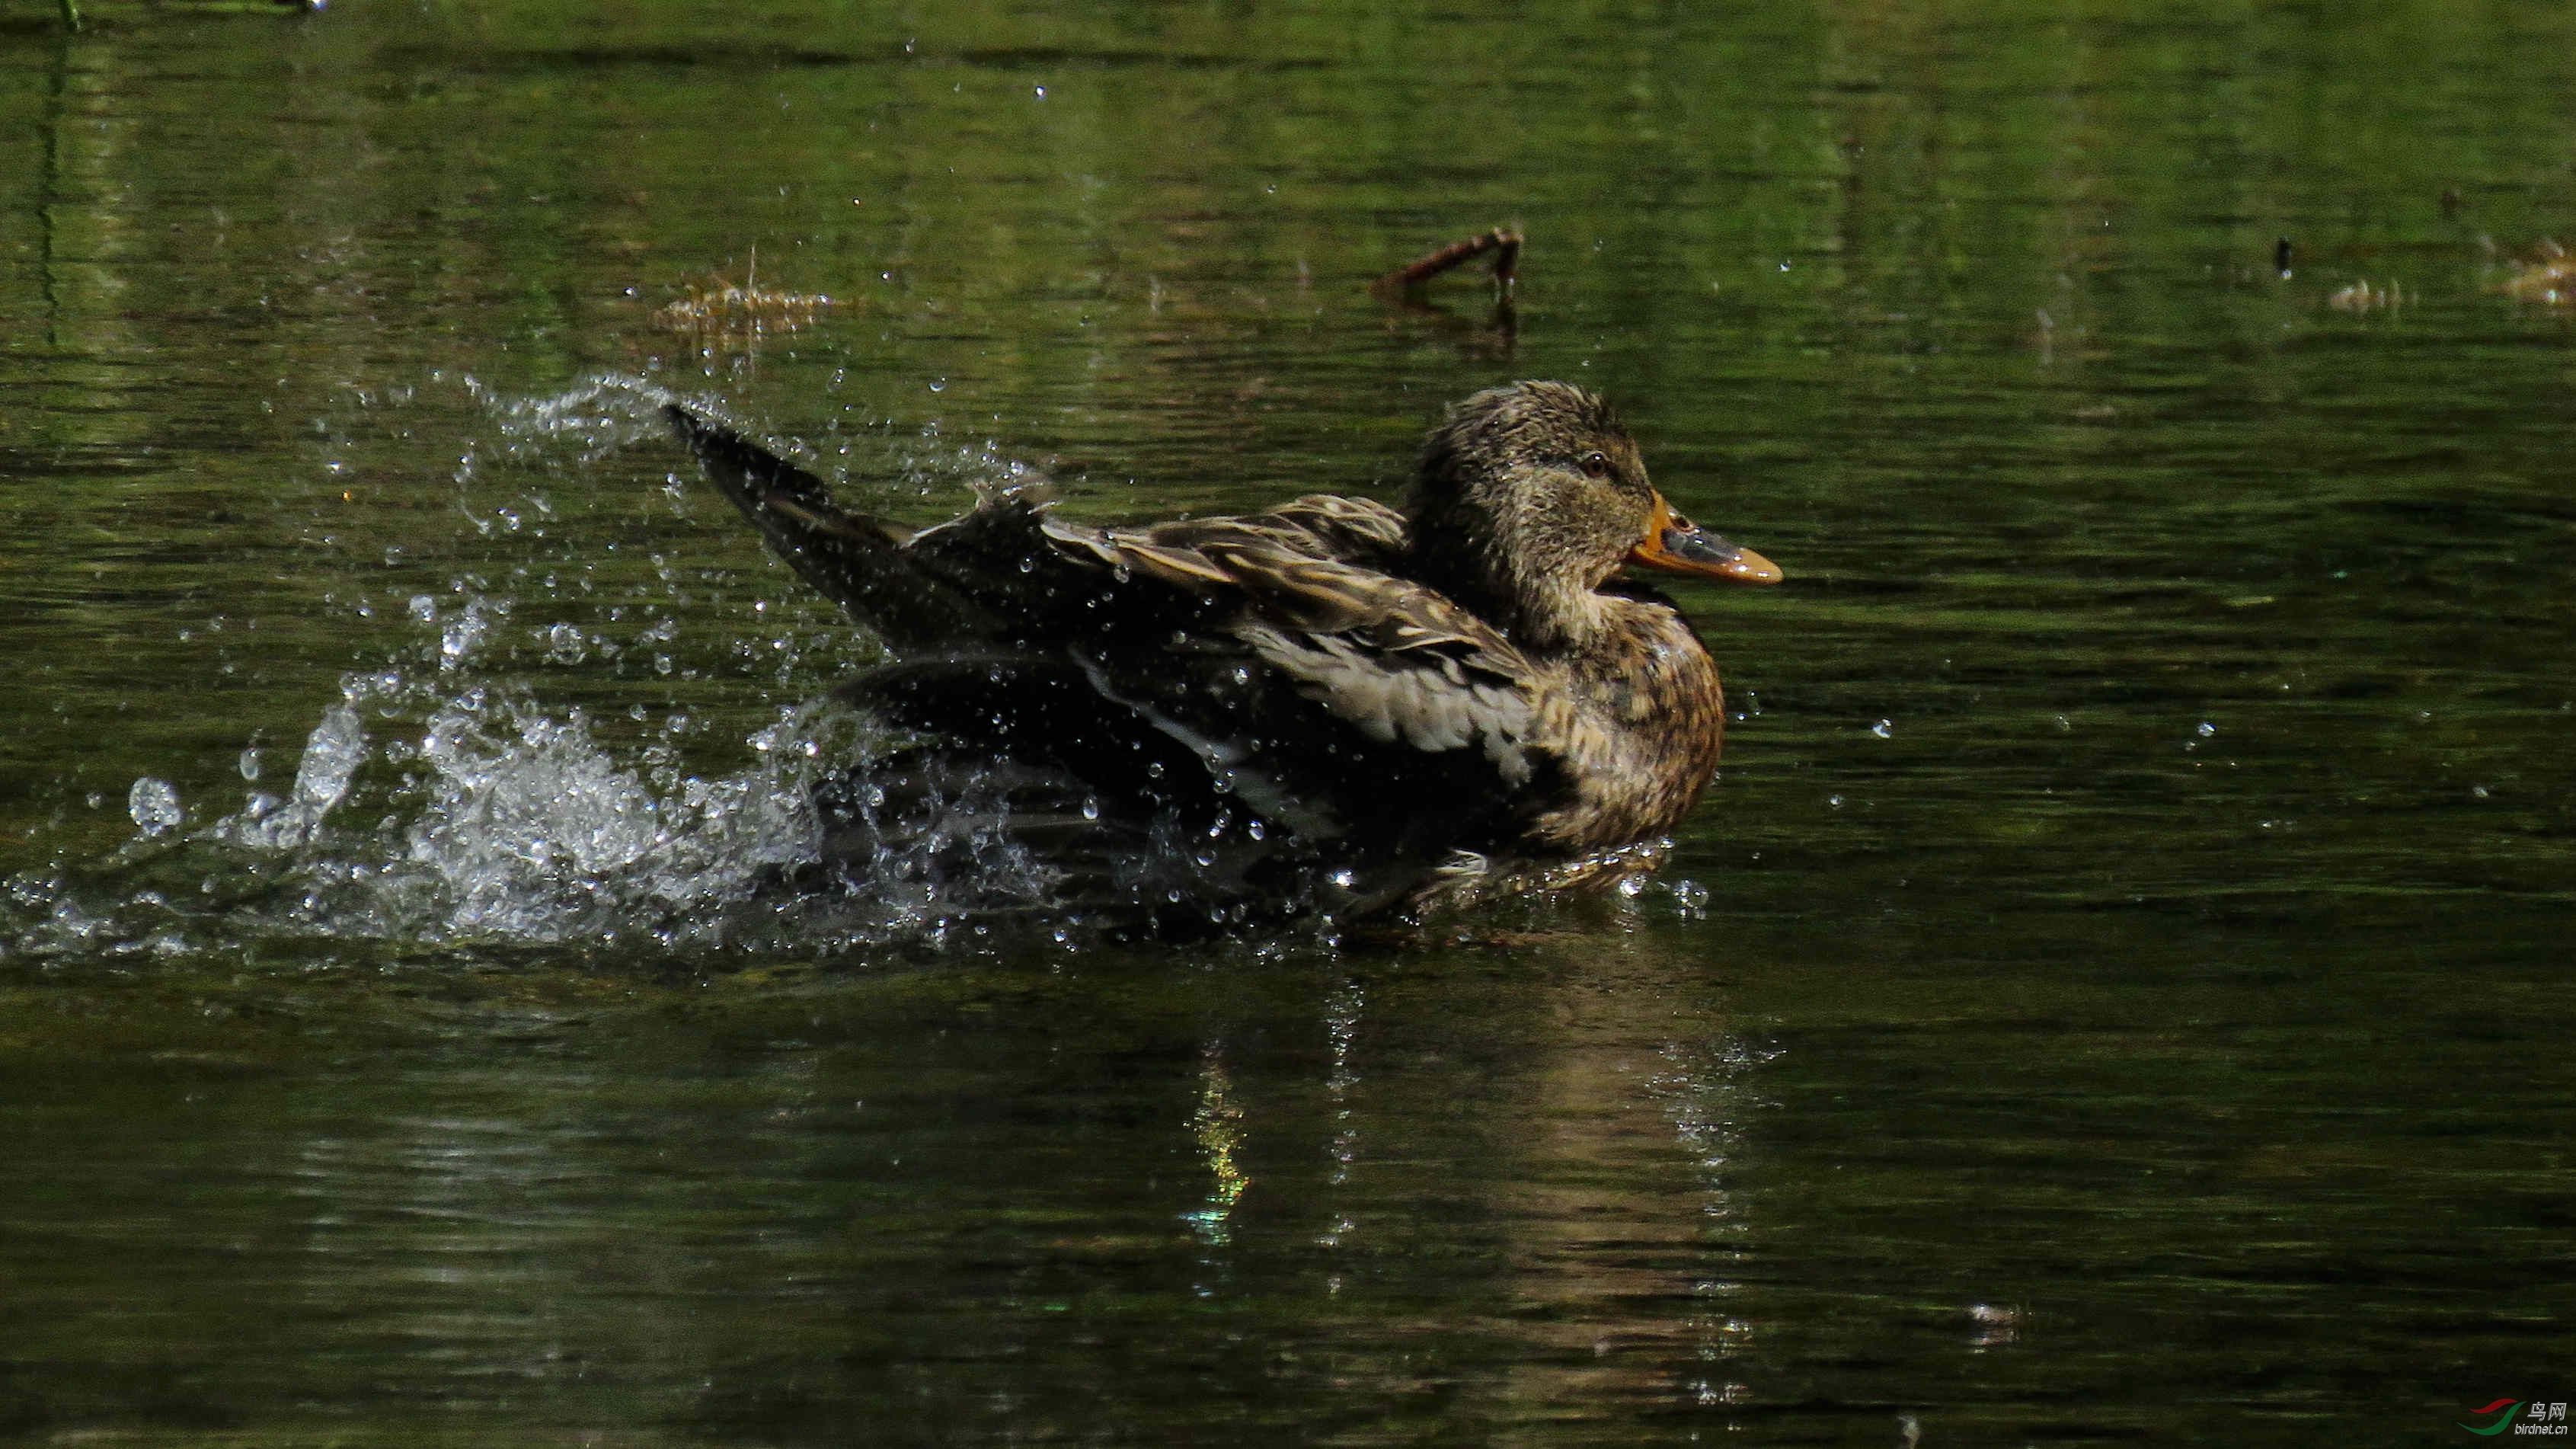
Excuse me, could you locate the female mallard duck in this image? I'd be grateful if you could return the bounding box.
[665,381,1779,932]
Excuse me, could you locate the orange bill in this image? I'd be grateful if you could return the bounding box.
[1627,491,1783,584]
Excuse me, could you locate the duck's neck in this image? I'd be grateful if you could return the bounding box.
[1403,502,1606,654]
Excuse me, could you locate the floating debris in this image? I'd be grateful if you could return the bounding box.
[2326,279,2406,312]
[655,248,839,340]
[2498,240,2576,305]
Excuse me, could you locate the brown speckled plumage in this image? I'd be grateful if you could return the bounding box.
[666,381,1779,929]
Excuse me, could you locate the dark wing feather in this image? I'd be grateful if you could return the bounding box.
[666,405,999,649]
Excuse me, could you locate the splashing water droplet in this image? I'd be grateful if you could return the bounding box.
[290,705,366,821]
[545,622,587,664]
[440,606,490,669]
[128,778,182,836]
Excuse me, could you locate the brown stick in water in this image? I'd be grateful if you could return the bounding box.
[1379,227,1522,294]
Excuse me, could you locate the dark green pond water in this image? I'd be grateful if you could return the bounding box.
[5,2,2573,1443]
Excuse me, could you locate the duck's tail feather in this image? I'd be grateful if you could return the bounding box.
[664,404,998,648]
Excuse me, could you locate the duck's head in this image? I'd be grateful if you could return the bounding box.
[1405,381,1781,648]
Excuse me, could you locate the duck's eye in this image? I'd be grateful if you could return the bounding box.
[1578,451,1612,479]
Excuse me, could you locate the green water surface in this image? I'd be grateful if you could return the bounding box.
[2,2,2571,1443]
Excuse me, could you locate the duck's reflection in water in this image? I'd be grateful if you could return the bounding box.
[1159,936,1775,1434]
[1445,942,1768,1424]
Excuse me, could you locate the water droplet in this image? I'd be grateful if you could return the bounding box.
[289,705,366,820]
[128,777,182,836]
[1827,795,1844,808]
[238,749,261,782]
[2195,721,2216,737]
[927,378,947,393]
[1870,719,1892,739]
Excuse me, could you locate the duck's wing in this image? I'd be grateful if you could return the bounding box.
[1093,513,1549,785]
[859,472,1555,789]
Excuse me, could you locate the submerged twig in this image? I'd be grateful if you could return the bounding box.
[1375,226,1522,298]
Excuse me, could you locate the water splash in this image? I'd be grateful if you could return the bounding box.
[12,673,1136,967]
[217,702,366,852]
[2,373,1348,969]
[3,669,846,964]
[380,684,819,945]
[473,372,686,468]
